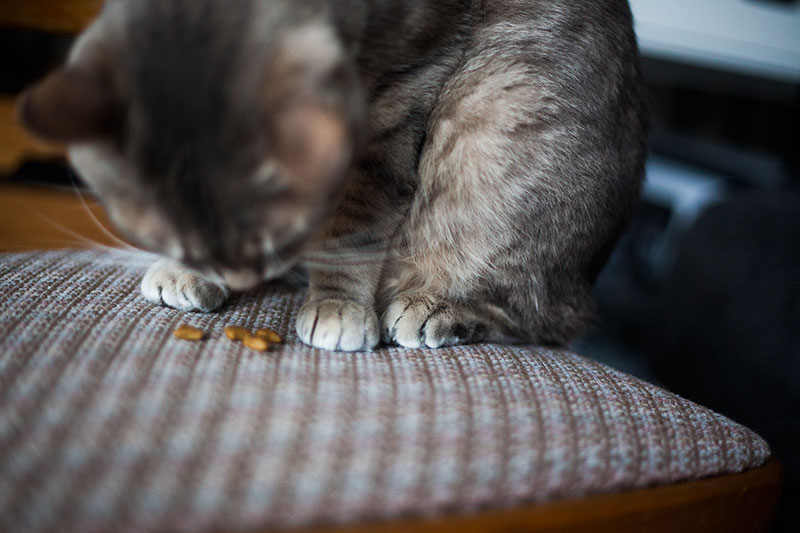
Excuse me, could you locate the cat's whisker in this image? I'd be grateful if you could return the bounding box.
[301,230,395,256]
[4,192,105,253]
[301,244,390,257]
[20,210,153,265]
[299,261,369,273]
[308,220,398,247]
[300,251,389,265]
[83,247,160,268]
[68,169,146,253]
[322,230,396,246]
[301,255,387,269]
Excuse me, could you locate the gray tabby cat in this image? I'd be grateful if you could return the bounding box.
[19,0,647,351]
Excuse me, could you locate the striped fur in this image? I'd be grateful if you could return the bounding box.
[22,0,647,350]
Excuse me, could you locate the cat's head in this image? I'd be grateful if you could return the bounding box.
[18,0,364,289]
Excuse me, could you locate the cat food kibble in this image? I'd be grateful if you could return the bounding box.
[255,328,283,344]
[173,324,204,341]
[225,326,249,341]
[243,334,269,352]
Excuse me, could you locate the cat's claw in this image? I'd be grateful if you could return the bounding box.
[296,298,380,352]
[141,259,228,313]
[381,295,479,349]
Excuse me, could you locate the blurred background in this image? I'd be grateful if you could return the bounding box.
[575,0,800,530]
[0,0,798,530]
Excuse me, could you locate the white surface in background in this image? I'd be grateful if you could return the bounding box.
[643,156,728,225]
[641,156,731,272]
[630,0,800,82]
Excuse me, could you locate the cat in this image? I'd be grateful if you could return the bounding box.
[18,0,647,351]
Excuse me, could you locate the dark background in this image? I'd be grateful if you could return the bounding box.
[574,1,800,530]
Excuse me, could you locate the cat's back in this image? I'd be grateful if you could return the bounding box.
[475,0,635,33]
[471,0,640,77]
[466,0,647,180]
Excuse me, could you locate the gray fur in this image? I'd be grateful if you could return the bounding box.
[21,0,647,350]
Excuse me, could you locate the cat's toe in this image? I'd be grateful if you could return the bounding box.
[382,296,427,348]
[141,259,228,312]
[296,299,379,352]
[382,295,478,349]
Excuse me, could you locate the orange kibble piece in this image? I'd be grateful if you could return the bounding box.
[225,326,250,341]
[243,334,270,352]
[254,328,282,344]
[173,324,204,341]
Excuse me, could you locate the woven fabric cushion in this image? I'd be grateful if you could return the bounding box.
[0,250,770,531]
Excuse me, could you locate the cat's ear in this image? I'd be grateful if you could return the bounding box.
[17,68,120,143]
[272,99,352,191]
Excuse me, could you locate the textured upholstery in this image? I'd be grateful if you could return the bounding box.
[0,250,770,531]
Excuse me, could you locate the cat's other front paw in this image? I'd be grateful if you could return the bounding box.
[296,299,380,351]
[141,259,228,312]
[381,294,482,349]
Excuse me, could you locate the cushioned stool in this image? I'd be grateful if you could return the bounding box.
[0,250,780,532]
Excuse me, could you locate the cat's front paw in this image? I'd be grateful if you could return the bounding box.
[141,259,228,312]
[381,294,483,349]
[296,299,380,352]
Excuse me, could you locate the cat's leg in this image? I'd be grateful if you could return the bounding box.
[294,172,400,351]
[141,258,228,312]
[296,38,472,351]
[296,297,380,352]
[295,250,385,351]
[380,53,603,348]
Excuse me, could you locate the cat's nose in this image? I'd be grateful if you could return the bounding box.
[221,269,261,291]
